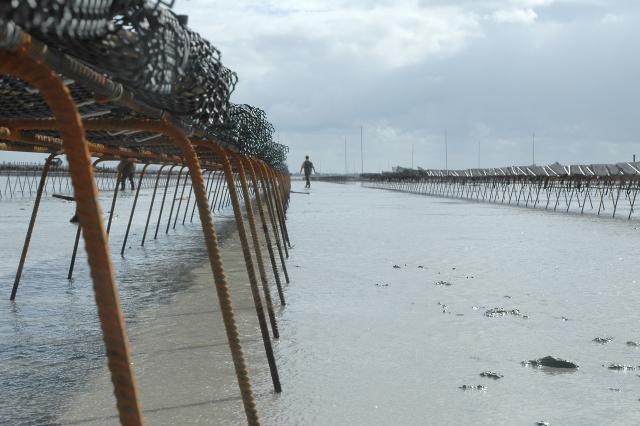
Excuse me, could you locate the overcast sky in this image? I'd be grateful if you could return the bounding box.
[173,0,640,172]
[4,1,639,172]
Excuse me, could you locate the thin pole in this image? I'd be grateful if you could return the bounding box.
[478,141,481,168]
[173,171,189,229]
[532,132,536,165]
[411,143,414,169]
[445,129,448,172]
[68,224,82,280]
[247,159,286,305]
[165,166,186,233]
[106,169,122,235]
[344,136,347,175]
[360,125,364,174]
[154,165,176,239]
[141,164,167,246]
[11,153,56,300]
[220,151,282,393]
[235,155,281,338]
[121,164,149,255]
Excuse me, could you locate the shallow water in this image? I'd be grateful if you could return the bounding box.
[0,182,234,425]
[259,181,640,425]
[2,180,640,425]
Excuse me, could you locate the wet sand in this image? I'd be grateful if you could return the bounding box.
[60,229,277,425]
[8,181,640,425]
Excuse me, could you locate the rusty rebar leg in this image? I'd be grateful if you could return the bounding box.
[216,148,281,393]
[262,165,289,258]
[192,170,213,222]
[234,155,281,337]
[166,166,185,233]
[162,123,260,423]
[154,165,176,239]
[68,224,82,279]
[173,171,189,229]
[1,42,143,425]
[11,153,56,300]
[258,164,290,283]
[142,165,166,246]
[247,159,286,305]
[181,173,193,226]
[269,169,291,248]
[106,170,122,235]
[121,164,149,255]
[210,171,224,211]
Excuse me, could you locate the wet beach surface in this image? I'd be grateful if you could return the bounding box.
[263,181,640,425]
[1,181,640,424]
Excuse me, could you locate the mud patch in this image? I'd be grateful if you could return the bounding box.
[522,356,579,369]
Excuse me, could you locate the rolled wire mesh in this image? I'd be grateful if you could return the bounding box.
[0,0,288,169]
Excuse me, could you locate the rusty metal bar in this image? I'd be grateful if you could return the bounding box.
[246,158,286,306]
[165,166,186,234]
[173,171,189,229]
[121,164,150,255]
[106,169,123,235]
[10,153,57,300]
[154,165,177,240]
[142,165,167,246]
[160,120,260,425]
[0,39,144,425]
[257,162,290,284]
[216,147,281,394]
[234,155,281,336]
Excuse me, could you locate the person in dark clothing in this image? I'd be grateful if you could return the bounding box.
[117,159,136,190]
[300,155,316,188]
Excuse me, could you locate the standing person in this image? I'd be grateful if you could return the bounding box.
[300,155,316,188]
[117,159,136,190]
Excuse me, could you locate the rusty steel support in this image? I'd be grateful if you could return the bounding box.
[121,164,150,255]
[246,158,286,306]
[0,39,143,425]
[262,164,289,257]
[166,166,186,234]
[10,153,57,300]
[142,164,167,246]
[154,165,177,239]
[160,120,261,424]
[213,146,281,394]
[68,224,82,280]
[257,163,290,284]
[234,155,281,335]
[173,171,190,229]
[106,169,122,235]
[210,171,224,211]
[268,168,291,249]
[191,169,213,222]
[180,171,193,226]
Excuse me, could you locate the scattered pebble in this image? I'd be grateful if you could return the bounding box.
[522,356,579,369]
[459,384,486,391]
[606,363,635,371]
[593,337,614,344]
[393,265,401,269]
[536,421,550,426]
[504,295,512,299]
[434,280,453,286]
[452,267,457,270]
[480,371,503,379]
[417,265,424,269]
[561,317,569,321]
[608,387,621,392]
[627,341,639,347]
[484,307,528,318]
[375,282,389,287]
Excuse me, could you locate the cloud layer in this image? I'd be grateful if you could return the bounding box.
[176,0,640,172]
